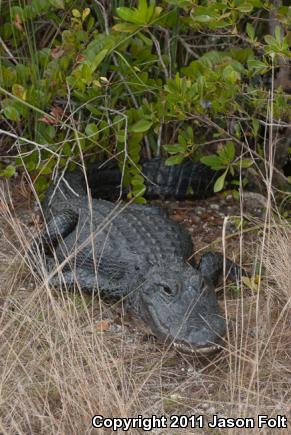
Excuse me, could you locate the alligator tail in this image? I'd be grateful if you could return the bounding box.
[87,157,219,201]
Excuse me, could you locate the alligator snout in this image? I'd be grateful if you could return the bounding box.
[172,315,226,355]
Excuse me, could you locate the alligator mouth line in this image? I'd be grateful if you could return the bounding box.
[172,341,222,355]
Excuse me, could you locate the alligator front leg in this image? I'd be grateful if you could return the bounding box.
[46,267,97,292]
[198,251,243,287]
[47,265,126,297]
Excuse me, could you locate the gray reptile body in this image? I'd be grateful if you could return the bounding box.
[86,157,219,200]
[33,159,237,353]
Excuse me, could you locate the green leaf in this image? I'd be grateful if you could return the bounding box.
[34,175,49,194]
[138,0,148,16]
[247,59,269,73]
[32,0,47,14]
[132,185,146,197]
[4,106,20,122]
[48,0,64,9]
[252,119,260,137]
[275,25,282,43]
[131,174,144,185]
[129,119,153,133]
[132,195,146,204]
[12,84,26,99]
[117,7,141,24]
[214,169,228,193]
[165,155,184,166]
[246,23,255,40]
[80,63,92,82]
[264,35,275,45]
[153,6,163,20]
[237,3,253,13]
[192,15,212,23]
[200,155,224,170]
[239,159,253,168]
[90,48,108,72]
[46,126,56,140]
[82,8,91,21]
[178,134,187,147]
[163,143,187,154]
[224,142,235,162]
[112,23,139,33]
[72,9,81,18]
[85,123,99,138]
[186,126,194,141]
[62,143,71,156]
[222,65,240,83]
[0,165,16,178]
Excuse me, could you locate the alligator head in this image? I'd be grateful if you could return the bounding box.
[128,260,226,354]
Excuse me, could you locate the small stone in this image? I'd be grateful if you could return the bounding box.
[192,216,201,224]
[95,319,111,332]
[210,203,219,210]
[110,323,122,333]
[208,407,216,415]
[173,214,184,223]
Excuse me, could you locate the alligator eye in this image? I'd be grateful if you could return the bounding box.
[162,285,174,296]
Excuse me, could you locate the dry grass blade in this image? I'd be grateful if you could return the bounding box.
[263,225,291,304]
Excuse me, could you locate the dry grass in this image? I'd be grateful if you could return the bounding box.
[263,226,291,303]
[0,179,291,435]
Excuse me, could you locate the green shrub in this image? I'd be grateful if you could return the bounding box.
[0,0,290,199]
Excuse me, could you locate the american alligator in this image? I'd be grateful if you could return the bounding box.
[32,158,240,354]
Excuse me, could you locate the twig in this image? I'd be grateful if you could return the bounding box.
[177,36,200,59]
[147,30,169,79]
[0,37,18,64]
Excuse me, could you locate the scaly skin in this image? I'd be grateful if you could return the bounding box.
[86,158,219,200]
[33,160,239,354]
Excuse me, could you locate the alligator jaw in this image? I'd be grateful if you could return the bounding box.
[172,341,223,355]
[134,318,224,355]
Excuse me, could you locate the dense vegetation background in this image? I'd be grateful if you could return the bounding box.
[0,0,290,203]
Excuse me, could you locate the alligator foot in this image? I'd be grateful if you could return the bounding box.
[198,251,243,287]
